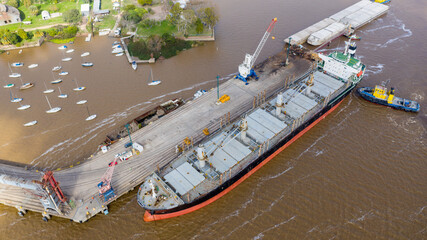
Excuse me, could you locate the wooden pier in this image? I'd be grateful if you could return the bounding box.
[0,53,313,222]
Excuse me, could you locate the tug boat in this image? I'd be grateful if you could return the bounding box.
[137,40,367,222]
[358,85,420,112]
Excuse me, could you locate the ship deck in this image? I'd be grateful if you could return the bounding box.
[0,53,313,222]
[139,61,351,210]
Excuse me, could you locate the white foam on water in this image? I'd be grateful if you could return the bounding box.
[252,215,296,240]
[30,138,72,165]
[364,63,384,76]
[361,12,413,50]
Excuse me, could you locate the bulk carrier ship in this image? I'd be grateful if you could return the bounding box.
[137,40,365,221]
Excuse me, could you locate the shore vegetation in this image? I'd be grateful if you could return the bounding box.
[124,1,217,60]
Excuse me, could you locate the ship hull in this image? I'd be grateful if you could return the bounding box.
[143,83,356,222]
[358,87,420,113]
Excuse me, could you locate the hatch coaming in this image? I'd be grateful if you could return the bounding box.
[139,66,359,211]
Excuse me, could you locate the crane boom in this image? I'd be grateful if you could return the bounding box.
[237,18,277,83]
[250,18,277,68]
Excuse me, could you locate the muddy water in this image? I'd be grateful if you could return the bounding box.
[0,0,426,239]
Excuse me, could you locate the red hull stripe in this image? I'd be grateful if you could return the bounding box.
[144,99,344,222]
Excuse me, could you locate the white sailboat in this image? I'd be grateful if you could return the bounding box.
[17,102,31,110]
[59,71,68,76]
[43,78,54,94]
[50,71,62,84]
[9,89,22,103]
[23,120,38,127]
[62,57,72,62]
[8,62,21,78]
[11,62,23,67]
[148,68,161,86]
[3,83,14,88]
[81,52,90,57]
[45,95,61,113]
[28,64,38,69]
[84,105,96,121]
[58,87,68,98]
[66,49,75,53]
[19,76,34,90]
[73,78,86,91]
[76,100,88,105]
[52,63,62,71]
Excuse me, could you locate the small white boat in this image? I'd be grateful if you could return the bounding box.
[147,69,161,86]
[11,97,23,103]
[116,52,124,56]
[3,83,14,88]
[73,86,86,91]
[18,49,22,54]
[76,100,88,105]
[59,71,68,76]
[23,120,37,127]
[148,80,161,86]
[9,73,21,78]
[58,45,67,50]
[43,89,54,94]
[46,107,61,113]
[58,87,67,98]
[17,104,31,110]
[86,114,97,121]
[20,83,34,90]
[11,62,24,67]
[112,44,122,49]
[51,79,62,84]
[66,49,75,53]
[81,52,90,57]
[45,95,61,113]
[62,57,72,62]
[112,48,124,54]
[82,62,93,67]
[112,41,120,46]
[52,66,62,71]
[132,61,137,70]
[28,64,38,69]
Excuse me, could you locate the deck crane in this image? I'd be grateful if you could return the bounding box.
[98,159,117,203]
[236,18,277,84]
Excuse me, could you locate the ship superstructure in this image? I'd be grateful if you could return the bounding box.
[137,41,366,221]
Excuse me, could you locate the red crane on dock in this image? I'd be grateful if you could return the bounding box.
[98,159,117,202]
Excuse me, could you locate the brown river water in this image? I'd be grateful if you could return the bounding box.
[0,0,426,239]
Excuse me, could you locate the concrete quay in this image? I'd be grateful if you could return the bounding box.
[0,54,312,222]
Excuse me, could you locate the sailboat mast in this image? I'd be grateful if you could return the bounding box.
[86,105,91,116]
[45,95,53,109]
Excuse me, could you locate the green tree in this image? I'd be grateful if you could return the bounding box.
[63,25,78,38]
[23,0,31,8]
[201,7,218,35]
[47,28,58,37]
[195,18,204,34]
[137,0,152,6]
[6,0,20,8]
[1,32,20,45]
[167,3,182,24]
[49,4,59,12]
[63,9,81,23]
[28,5,40,16]
[17,29,28,40]
[34,29,44,38]
[123,4,136,11]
